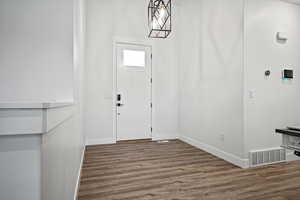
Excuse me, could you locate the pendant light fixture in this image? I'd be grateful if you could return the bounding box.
[148,0,171,38]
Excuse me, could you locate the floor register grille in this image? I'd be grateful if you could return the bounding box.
[249,148,286,167]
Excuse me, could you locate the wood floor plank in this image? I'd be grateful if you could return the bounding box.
[78,139,300,200]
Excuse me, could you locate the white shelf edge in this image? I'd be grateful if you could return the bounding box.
[0,103,75,136]
[0,101,74,109]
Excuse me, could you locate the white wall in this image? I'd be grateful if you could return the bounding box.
[0,0,86,199]
[0,0,74,102]
[178,0,245,163]
[0,135,41,200]
[42,0,86,199]
[84,0,179,144]
[42,112,84,200]
[244,0,300,154]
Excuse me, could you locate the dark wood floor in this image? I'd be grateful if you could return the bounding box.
[78,139,300,200]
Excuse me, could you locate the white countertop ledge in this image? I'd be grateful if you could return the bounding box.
[0,102,74,109]
[0,102,75,136]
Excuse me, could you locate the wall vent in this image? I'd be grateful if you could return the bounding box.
[249,148,286,167]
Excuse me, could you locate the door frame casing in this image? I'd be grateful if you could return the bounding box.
[112,37,153,142]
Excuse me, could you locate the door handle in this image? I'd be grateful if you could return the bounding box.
[117,103,124,107]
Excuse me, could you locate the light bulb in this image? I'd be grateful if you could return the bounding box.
[159,7,166,19]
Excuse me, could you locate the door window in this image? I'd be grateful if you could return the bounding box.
[123,50,145,67]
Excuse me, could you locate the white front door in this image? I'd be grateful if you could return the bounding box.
[116,43,152,141]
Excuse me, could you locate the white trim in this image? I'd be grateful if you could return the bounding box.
[152,133,179,141]
[113,37,154,47]
[73,145,85,200]
[179,135,249,168]
[0,101,74,109]
[112,37,153,142]
[43,106,74,133]
[287,151,300,161]
[0,105,74,136]
[112,39,117,143]
[85,138,116,146]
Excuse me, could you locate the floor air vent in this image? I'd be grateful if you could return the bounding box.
[249,148,286,167]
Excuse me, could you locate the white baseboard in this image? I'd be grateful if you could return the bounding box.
[73,145,85,200]
[179,135,249,168]
[287,151,300,162]
[85,138,116,146]
[152,133,179,141]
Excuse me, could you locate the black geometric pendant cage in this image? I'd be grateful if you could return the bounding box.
[148,0,171,39]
